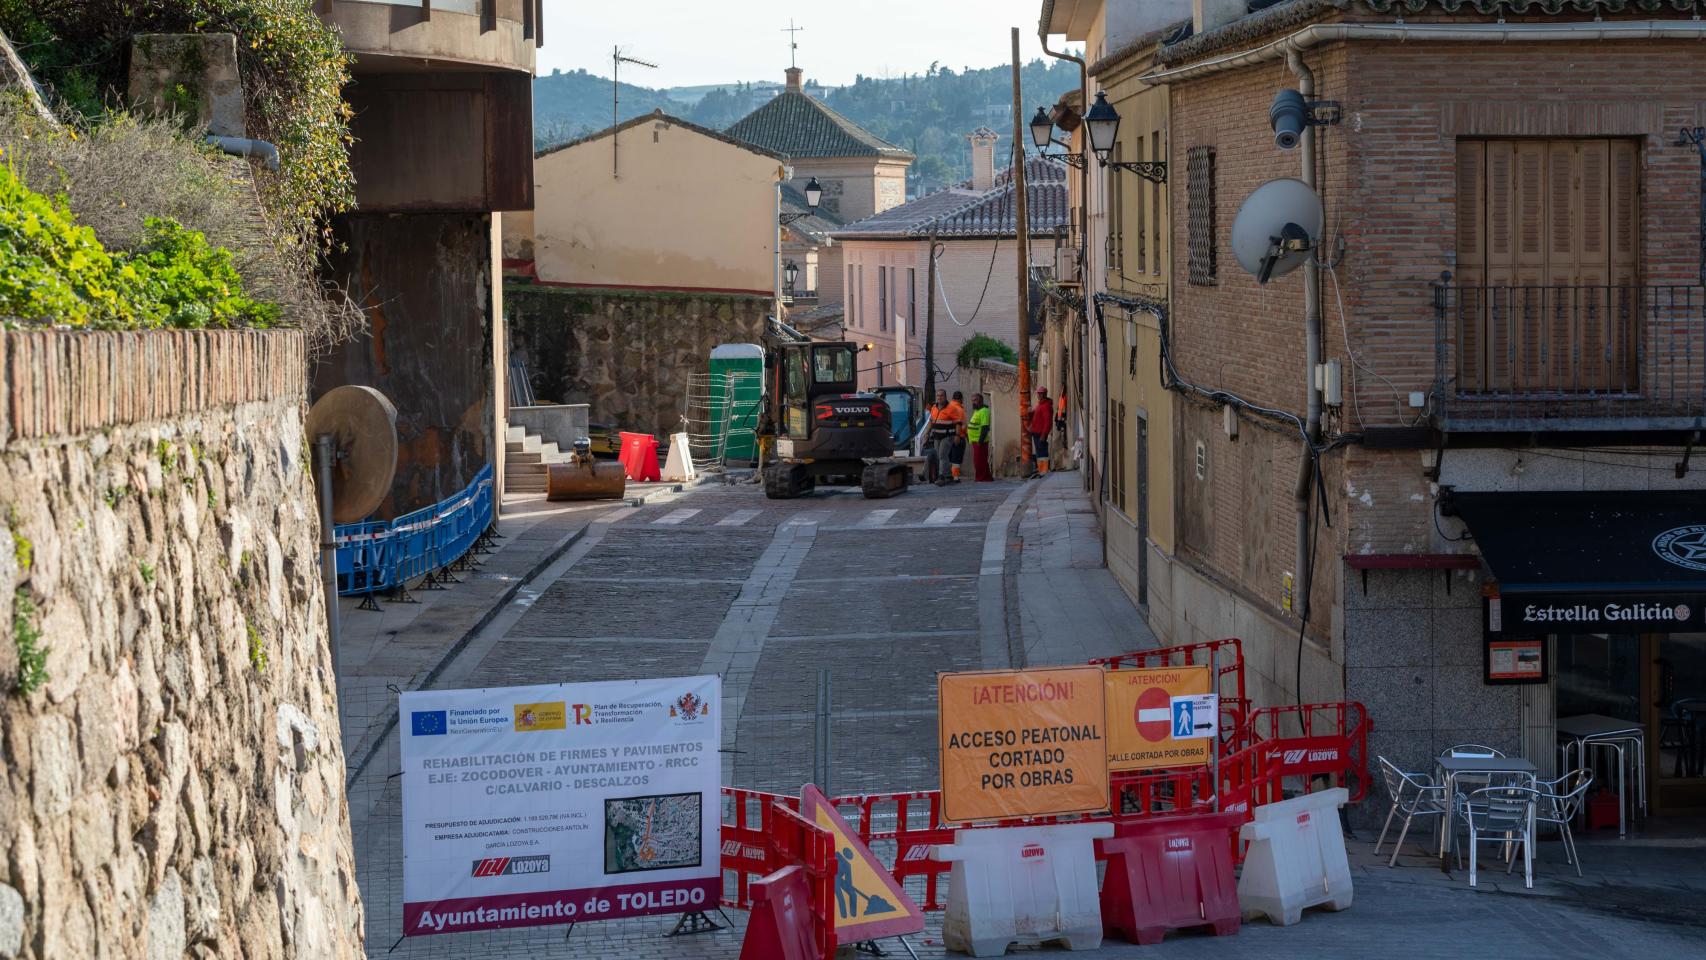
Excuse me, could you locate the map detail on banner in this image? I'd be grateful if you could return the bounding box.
[399,676,721,937]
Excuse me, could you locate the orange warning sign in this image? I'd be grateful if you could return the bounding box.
[938,666,1109,822]
[801,784,925,941]
[1104,665,1212,771]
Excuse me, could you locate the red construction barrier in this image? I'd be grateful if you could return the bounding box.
[1097,810,1245,945]
[1249,702,1372,803]
[618,431,661,482]
[741,866,820,960]
[1110,766,1215,819]
[764,803,836,959]
[721,788,798,912]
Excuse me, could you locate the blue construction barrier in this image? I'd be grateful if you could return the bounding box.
[333,464,494,596]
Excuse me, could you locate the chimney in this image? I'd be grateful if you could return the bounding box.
[1193,0,1245,35]
[785,66,803,93]
[967,127,999,192]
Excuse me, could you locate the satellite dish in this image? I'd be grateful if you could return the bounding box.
[305,386,398,523]
[1230,178,1324,284]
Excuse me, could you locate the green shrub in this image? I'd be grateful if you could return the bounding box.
[0,161,279,328]
[12,588,48,695]
[956,333,1018,370]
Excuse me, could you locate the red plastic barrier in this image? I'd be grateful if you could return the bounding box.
[618,431,661,482]
[721,788,799,912]
[766,803,837,958]
[740,866,820,960]
[1249,702,1372,803]
[1098,810,1244,945]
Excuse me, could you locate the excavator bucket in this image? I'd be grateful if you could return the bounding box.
[545,460,627,500]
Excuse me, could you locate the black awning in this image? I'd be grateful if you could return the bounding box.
[1452,490,1706,634]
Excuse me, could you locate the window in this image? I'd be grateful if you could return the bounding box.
[846,265,857,327]
[1108,141,1124,276]
[1187,147,1217,285]
[1110,402,1127,513]
[1135,138,1146,274]
[1194,440,1207,480]
[1455,139,1640,393]
[1151,132,1163,276]
[784,349,806,399]
[857,265,865,327]
[878,265,889,332]
[812,346,854,383]
[907,267,917,335]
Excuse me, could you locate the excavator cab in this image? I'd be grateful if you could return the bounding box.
[763,340,913,499]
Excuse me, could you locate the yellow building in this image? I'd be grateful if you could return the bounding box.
[505,111,785,295]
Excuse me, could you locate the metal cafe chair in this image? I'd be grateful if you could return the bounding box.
[1374,756,1448,867]
[1533,769,1595,877]
[1454,784,1539,889]
[1440,743,1511,792]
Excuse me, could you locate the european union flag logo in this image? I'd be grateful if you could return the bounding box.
[411,710,447,736]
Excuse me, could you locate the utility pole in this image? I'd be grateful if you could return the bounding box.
[924,225,939,408]
[1010,27,1033,473]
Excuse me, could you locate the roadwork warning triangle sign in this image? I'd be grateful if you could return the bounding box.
[800,784,924,941]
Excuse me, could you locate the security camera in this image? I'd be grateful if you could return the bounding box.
[1270,89,1307,151]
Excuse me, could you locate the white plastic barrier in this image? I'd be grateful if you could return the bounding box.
[932,822,1113,957]
[661,432,697,482]
[1237,787,1353,925]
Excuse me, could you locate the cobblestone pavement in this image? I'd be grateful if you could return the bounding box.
[346,472,1706,959]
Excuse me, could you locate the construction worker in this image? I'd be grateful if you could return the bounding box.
[1027,387,1054,478]
[968,393,993,482]
[949,391,968,483]
[929,389,965,485]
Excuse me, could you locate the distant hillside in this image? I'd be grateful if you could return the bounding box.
[533,55,1082,197]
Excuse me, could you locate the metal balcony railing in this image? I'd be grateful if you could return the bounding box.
[1433,283,1706,431]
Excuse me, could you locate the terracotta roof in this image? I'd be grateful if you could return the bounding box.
[1159,0,1701,64]
[536,110,785,162]
[830,156,1071,240]
[726,91,914,161]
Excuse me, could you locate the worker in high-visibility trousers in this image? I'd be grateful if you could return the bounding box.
[1027,387,1055,478]
[968,393,993,482]
[929,390,965,485]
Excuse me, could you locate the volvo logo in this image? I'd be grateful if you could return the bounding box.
[1653,525,1706,573]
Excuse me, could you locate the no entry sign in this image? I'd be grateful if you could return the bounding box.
[1104,666,1213,771]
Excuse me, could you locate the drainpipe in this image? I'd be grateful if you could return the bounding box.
[1289,50,1321,629]
[1039,3,1094,485]
[206,135,279,172]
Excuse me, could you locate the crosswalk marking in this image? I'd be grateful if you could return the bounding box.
[858,509,898,527]
[924,508,961,526]
[784,511,829,526]
[651,508,701,525]
[716,509,761,527]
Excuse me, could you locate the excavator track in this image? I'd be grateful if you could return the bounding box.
[763,463,815,499]
[860,461,910,499]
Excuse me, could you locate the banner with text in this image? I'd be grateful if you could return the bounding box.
[399,676,720,937]
[1105,665,1212,771]
[938,666,1108,822]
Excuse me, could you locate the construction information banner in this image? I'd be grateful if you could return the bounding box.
[1104,665,1212,771]
[399,676,721,937]
[938,666,1108,822]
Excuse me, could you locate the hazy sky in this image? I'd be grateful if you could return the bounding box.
[537,0,1072,89]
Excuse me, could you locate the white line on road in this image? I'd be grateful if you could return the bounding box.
[783,511,829,526]
[858,508,898,527]
[651,508,701,525]
[716,509,761,527]
[924,507,961,525]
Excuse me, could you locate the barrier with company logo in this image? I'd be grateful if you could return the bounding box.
[1097,811,1244,945]
[934,821,1114,956]
[398,677,720,938]
[1236,788,1354,926]
[938,666,1110,822]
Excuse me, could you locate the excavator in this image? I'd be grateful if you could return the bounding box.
[758,318,924,499]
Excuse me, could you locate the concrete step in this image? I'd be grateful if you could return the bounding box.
[506,462,549,476]
[505,435,542,454]
[507,477,547,492]
[505,425,527,443]
[509,450,544,465]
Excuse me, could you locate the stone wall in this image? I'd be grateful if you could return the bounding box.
[0,330,362,959]
[507,285,770,438]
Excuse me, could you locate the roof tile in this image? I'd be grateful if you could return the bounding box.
[726,91,914,161]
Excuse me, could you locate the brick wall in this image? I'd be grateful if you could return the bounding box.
[2,330,304,443]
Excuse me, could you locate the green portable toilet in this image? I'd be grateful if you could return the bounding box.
[709,343,764,463]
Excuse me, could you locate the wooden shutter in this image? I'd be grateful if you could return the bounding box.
[1608,140,1640,390]
[1455,141,1486,391]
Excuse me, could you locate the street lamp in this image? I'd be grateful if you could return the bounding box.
[780,177,823,226]
[1083,91,1167,184]
[784,260,799,293]
[1029,106,1084,169]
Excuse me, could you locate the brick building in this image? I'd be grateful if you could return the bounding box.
[1051,0,1706,820]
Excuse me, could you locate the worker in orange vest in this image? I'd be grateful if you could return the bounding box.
[1027,387,1054,478]
[929,390,966,484]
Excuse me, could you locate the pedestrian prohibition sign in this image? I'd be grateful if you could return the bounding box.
[800,784,924,941]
